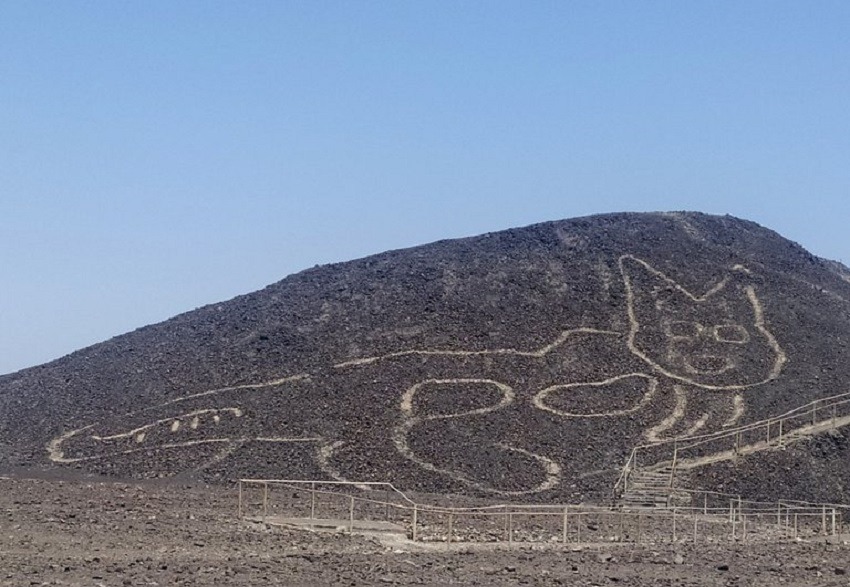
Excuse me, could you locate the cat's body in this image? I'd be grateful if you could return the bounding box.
[48,255,786,496]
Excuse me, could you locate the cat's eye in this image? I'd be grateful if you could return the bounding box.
[713,324,750,344]
[664,321,702,338]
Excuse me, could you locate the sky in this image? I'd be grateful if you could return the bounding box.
[1,1,849,375]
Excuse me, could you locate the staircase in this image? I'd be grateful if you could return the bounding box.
[620,465,690,509]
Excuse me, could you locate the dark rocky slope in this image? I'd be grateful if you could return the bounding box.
[2,211,850,503]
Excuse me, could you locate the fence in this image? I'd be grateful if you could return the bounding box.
[237,479,846,545]
[615,391,850,500]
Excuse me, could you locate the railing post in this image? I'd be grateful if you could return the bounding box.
[731,500,737,542]
[794,513,798,539]
[310,482,316,522]
[412,505,418,542]
[508,512,514,547]
[832,508,837,536]
[263,482,269,522]
[693,512,698,544]
[562,507,569,544]
[766,420,770,444]
[823,505,827,535]
[636,513,641,544]
[778,419,784,447]
[447,511,454,544]
[670,444,678,490]
[833,404,838,430]
[238,480,243,519]
[672,508,677,543]
[349,495,355,533]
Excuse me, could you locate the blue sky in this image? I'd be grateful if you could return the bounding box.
[2,1,849,374]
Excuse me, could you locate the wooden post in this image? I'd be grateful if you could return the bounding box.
[786,509,790,539]
[794,514,798,539]
[735,432,740,455]
[731,504,737,542]
[562,507,569,544]
[670,443,678,489]
[238,480,243,519]
[508,513,514,547]
[704,493,708,516]
[832,509,837,536]
[813,401,818,425]
[778,419,784,447]
[384,488,390,521]
[636,513,641,544]
[348,495,355,533]
[576,513,581,543]
[742,514,747,543]
[447,511,454,544]
[833,404,838,430]
[729,500,734,523]
[693,512,698,544]
[618,509,624,542]
[776,503,781,528]
[503,506,509,542]
[672,508,677,543]
[823,505,828,535]
[411,505,418,542]
[310,482,316,521]
[263,482,269,522]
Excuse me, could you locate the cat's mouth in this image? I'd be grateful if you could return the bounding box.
[683,355,734,375]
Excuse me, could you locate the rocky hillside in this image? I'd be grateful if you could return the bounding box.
[2,212,850,503]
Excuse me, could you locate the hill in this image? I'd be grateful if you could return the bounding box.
[2,211,850,504]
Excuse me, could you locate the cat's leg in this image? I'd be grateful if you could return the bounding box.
[393,378,561,496]
[644,385,746,442]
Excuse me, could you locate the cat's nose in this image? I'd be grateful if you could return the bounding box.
[683,355,734,375]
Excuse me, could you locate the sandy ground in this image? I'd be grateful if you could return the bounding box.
[2,473,850,586]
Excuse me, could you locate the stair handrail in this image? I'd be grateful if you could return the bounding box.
[616,389,850,494]
[613,446,638,499]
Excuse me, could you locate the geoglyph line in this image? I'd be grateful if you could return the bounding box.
[645,386,687,443]
[91,408,244,442]
[620,255,787,391]
[334,328,620,368]
[46,254,789,495]
[722,394,746,428]
[533,374,659,418]
[394,379,561,495]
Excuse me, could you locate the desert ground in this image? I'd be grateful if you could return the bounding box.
[2,472,849,587]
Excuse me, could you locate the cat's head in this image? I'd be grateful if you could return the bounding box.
[619,255,786,390]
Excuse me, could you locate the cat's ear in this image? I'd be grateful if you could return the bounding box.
[619,255,746,308]
[619,256,695,311]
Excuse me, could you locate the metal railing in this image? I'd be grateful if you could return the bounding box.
[615,390,850,499]
[238,478,847,545]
